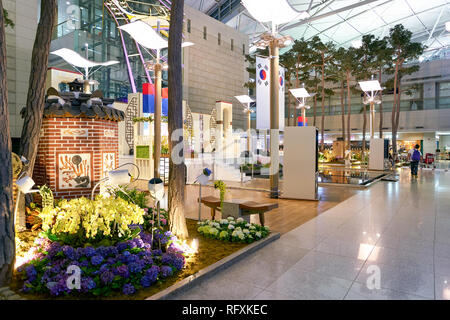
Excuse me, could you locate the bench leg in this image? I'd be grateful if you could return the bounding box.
[211,208,216,220]
[259,213,265,226]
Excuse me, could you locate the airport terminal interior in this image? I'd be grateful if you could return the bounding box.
[1,0,450,303]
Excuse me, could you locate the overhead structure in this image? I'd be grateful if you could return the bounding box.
[103,0,173,92]
[203,0,450,61]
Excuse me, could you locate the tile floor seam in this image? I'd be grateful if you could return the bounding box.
[343,229,384,300]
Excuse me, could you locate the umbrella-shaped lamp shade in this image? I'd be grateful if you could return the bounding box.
[119,21,194,50]
[119,20,168,50]
[108,169,131,186]
[290,87,310,98]
[242,0,309,25]
[148,177,165,201]
[234,95,254,104]
[16,176,35,193]
[51,48,119,69]
[359,80,382,92]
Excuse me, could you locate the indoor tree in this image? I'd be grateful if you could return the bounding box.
[365,35,392,138]
[167,0,189,239]
[334,46,359,155]
[330,48,348,157]
[386,24,424,160]
[289,38,316,126]
[0,2,14,286]
[310,36,335,150]
[280,51,297,126]
[18,0,57,175]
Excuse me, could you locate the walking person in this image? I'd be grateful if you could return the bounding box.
[408,144,422,178]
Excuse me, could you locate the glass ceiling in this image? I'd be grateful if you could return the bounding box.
[188,0,450,61]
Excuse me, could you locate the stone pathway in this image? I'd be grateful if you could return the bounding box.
[0,287,25,300]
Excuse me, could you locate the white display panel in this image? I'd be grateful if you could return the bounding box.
[369,138,386,171]
[282,126,318,200]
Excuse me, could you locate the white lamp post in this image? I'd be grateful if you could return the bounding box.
[359,77,382,139]
[14,175,39,231]
[242,0,309,198]
[51,48,119,93]
[195,168,212,221]
[234,95,255,152]
[289,84,314,126]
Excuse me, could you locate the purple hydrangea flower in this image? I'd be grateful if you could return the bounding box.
[91,255,104,266]
[160,265,173,278]
[22,281,33,293]
[122,283,135,295]
[100,270,114,284]
[25,265,37,282]
[117,242,129,252]
[80,277,96,293]
[47,279,67,296]
[115,265,129,278]
[80,260,90,268]
[62,245,77,260]
[84,246,96,257]
[129,261,144,274]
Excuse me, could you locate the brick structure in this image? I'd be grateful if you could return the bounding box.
[33,92,125,199]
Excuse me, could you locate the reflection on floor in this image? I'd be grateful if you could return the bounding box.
[168,168,450,300]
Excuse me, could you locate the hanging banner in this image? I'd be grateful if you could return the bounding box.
[256,56,270,130]
[256,56,285,130]
[279,65,285,130]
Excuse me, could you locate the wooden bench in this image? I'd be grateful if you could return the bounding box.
[199,196,278,226]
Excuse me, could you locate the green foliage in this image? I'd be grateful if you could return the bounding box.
[132,116,153,123]
[3,9,14,28]
[115,186,149,209]
[213,180,226,208]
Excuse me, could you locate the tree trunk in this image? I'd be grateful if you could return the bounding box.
[395,70,403,134]
[340,80,346,156]
[18,0,57,174]
[346,71,352,153]
[378,68,383,138]
[168,0,188,240]
[313,71,318,126]
[362,103,367,165]
[320,54,325,151]
[0,1,15,287]
[391,60,399,160]
[287,81,292,126]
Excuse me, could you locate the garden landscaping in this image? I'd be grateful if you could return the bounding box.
[10,187,269,300]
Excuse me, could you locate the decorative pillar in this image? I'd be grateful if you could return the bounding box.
[269,39,280,198]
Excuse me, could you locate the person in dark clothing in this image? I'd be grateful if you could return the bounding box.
[408,144,422,178]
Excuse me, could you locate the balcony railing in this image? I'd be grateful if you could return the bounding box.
[303,96,449,117]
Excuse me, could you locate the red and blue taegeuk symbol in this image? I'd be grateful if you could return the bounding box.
[259,69,267,81]
[279,76,284,86]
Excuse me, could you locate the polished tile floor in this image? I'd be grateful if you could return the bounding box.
[169,168,450,300]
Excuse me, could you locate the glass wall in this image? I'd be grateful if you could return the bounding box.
[52,0,161,99]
